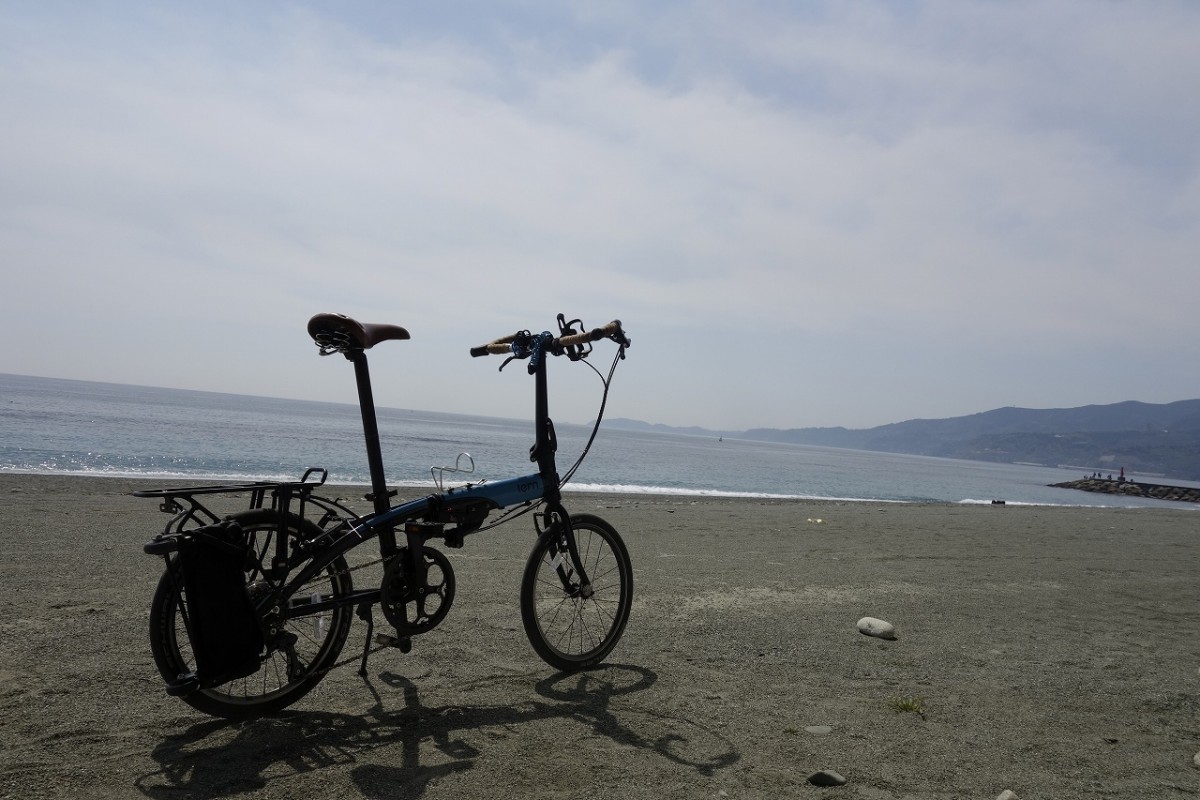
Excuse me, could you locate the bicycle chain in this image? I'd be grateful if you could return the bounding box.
[276,509,537,679]
[277,553,385,681]
[295,553,384,591]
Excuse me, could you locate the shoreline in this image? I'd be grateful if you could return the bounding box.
[3,468,1196,510]
[0,469,864,504]
[3,472,1200,798]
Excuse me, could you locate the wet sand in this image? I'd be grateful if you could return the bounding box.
[2,473,1199,799]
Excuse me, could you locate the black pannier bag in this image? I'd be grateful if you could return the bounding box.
[177,520,265,688]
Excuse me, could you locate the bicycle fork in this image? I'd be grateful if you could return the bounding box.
[537,507,593,599]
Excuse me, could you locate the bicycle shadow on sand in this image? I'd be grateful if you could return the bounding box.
[134,665,739,799]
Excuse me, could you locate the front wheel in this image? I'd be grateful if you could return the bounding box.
[520,513,632,671]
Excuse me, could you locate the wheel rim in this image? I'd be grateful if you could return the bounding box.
[529,524,628,662]
[163,518,350,709]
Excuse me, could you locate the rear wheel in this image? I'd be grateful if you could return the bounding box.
[520,514,632,671]
[148,509,353,719]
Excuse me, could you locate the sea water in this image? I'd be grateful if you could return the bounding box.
[1,373,1193,509]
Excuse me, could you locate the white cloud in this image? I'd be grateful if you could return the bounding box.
[1,1,1198,428]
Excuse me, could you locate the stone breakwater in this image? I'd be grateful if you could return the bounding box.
[1051,478,1200,504]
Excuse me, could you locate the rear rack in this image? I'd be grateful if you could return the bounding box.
[134,468,355,537]
[134,467,328,506]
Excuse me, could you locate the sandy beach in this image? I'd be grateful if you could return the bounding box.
[2,473,1199,799]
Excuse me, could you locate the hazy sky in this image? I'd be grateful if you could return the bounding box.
[3,1,1198,431]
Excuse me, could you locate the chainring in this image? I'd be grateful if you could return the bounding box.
[379,546,456,635]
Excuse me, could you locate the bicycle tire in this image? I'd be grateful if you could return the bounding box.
[148,508,353,719]
[520,513,632,671]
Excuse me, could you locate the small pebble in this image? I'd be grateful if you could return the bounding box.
[807,770,847,787]
[804,725,833,735]
[857,616,897,640]
[996,790,1019,800]
[1193,751,1200,768]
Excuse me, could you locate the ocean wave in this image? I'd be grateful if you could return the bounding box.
[958,497,1071,508]
[6,466,1193,511]
[0,465,310,484]
[955,496,1190,510]
[0,466,885,502]
[561,481,902,503]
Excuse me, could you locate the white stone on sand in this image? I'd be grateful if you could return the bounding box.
[856,616,897,640]
[807,770,847,786]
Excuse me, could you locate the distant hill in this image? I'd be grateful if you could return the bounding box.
[604,400,1200,480]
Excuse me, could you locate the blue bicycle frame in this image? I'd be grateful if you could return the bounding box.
[272,327,578,635]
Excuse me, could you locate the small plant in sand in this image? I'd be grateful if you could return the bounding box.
[887,695,927,719]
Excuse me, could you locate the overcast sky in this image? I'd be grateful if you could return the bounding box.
[2,1,1197,431]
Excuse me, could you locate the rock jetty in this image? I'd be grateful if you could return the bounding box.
[1050,478,1200,504]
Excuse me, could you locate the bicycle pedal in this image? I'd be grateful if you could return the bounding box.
[164,673,200,696]
[373,633,413,653]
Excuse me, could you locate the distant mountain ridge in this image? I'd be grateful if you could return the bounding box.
[604,400,1200,481]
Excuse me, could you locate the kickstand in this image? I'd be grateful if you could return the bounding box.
[356,602,374,676]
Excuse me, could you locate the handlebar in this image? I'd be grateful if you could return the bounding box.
[470,320,630,359]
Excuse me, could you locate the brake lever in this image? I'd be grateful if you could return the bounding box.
[499,330,535,372]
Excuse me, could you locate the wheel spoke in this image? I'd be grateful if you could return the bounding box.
[149,509,353,719]
[520,516,632,671]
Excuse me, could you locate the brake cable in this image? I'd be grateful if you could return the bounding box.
[560,342,625,487]
[465,336,625,534]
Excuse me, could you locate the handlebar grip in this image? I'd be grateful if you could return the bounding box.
[557,320,629,349]
[470,342,513,357]
[470,331,520,357]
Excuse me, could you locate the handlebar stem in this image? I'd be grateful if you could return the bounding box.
[530,344,561,505]
[526,331,555,375]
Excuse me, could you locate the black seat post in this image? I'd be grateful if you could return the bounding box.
[346,350,392,516]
